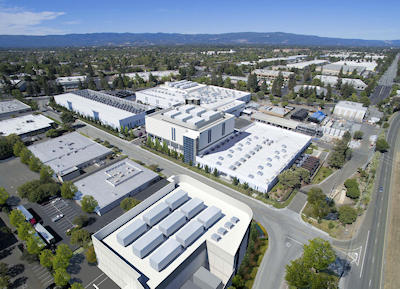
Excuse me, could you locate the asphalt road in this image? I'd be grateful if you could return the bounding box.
[370,53,399,105]
[334,112,400,289]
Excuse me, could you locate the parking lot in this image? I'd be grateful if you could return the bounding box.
[31,263,53,288]
[40,199,81,233]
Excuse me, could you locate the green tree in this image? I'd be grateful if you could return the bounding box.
[73,215,89,228]
[13,141,25,157]
[85,245,97,264]
[17,222,34,241]
[344,179,360,199]
[26,235,42,255]
[285,258,312,288]
[81,195,98,213]
[20,148,32,164]
[303,238,335,271]
[70,283,85,289]
[338,205,358,224]
[9,209,25,228]
[61,181,77,199]
[278,169,301,189]
[61,111,75,124]
[53,244,73,270]
[311,272,338,289]
[70,229,91,248]
[40,165,54,183]
[307,188,331,219]
[120,197,140,212]
[232,275,245,289]
[375,138,389,152]
[28,156,42,172]
[213,168,219,177]
[247,73,258,92]
[0,187,9,205]
[0,275,9,288]
[353,130,364,140]
[54,268,70,287]
[39,249,54,269]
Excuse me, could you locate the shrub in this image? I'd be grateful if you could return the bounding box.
[338,205,357,224]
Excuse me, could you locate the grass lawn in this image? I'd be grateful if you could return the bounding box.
[312,166,334,184]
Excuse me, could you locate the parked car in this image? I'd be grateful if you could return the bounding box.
[379,186,384,193]
[51,214,64,222]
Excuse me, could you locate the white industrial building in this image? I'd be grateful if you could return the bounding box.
[252,69,294,81]
[196,122,311,193]
[0,99,31,119]
[28,132,113,181]
[0,114,54,137]
[125,70,179,81]
[92,174,252,289]
[332,61,377,71]
[74,159,159,215]
[333,101,367,122]
[146,104,235,164]
[318,64,366,76]
[314,75,367,90]
[56,76,87,90]
[286,60,328,69]
[54,90,154,130]
[136,81,250,117]
[294,85,327,96]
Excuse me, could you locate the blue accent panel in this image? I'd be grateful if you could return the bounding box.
[183,136,195,164]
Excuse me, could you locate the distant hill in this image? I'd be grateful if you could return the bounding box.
[0,32,399,48]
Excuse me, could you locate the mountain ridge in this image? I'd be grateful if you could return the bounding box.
[0,32,399,48]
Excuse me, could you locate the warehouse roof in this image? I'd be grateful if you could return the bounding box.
[335,101,367,111]
[74,159,159,213]
[98,174,252,288]
[286,60,328,69]
[28,132,112,176]
[0,114,53,136]
[252,112,299,130]
[0,99,31,116]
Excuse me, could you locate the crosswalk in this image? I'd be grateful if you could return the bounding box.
[31,263,53,287]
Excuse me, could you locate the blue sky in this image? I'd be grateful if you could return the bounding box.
[0,0,399,39]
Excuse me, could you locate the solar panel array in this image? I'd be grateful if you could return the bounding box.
[115,189,240,272]
[73,89,150,114]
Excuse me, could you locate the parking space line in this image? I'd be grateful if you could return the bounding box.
[96,276,109,287]
[85,273,105,288]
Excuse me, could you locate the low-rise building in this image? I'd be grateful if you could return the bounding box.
[28,132,113,181]
[146,104,235,164]
[286,60,328,69]
[74,159,159,215]
[92,174,252,289]
[54,90,155,129]
[125,70,179,81]
[0,99,31,119]
[0,114,54,138]
[136,81,250,116]
[252,69,294,82]
[196,122,311,193]
[258,106,292,118]
[294,85,327,97]
[318,64,366,76]
[332,60,377,71]
[314,75,367,90]
[56,76,87,90]
[333,101,367,122]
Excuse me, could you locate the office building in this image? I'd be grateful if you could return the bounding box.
[74,159,159,215]
[136,81,250,116]
[286,60,328,69]
[294,85,327,97]
[92,174,252,289]
[0,114,54,138]
[125,71,179,81]
[196,122,311,193]
[333,101,367,122]
[56,76,87,90]
[314,75,367,90]
[0,99,31,119]
[28,132,112,181]
[252,69,294,81]
[318,64,366,76]
[54,90,155,129]
[146,104,235,164]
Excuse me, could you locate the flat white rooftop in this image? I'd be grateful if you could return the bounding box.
[0,99,31,116]
[332,61,377,71]
[196,122,311,192]
[335,101,367,112]
[100,175,252,288]
[74,159,159,213]
[0,114,53,136]
[56,76,87,84]
[253,69,294,78]
[286,60,327,69]
[28,132,112,176]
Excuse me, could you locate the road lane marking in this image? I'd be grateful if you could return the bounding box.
[360,230,370,278]
[85,273,105,288]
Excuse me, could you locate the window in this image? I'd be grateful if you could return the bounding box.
[222,123,225,136]
[171,127,176,141]
[208,130,212,143]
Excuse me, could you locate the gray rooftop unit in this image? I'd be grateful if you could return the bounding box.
[211,233,221,242]
[224,221,234,229]
[165,190,189,210]
[180,198,205,219]
[143,202,170,226]
[230,216,239,224]
[197,206,222,229]
[132,228,164,258]
[158,211,187,237]
[181,280,202,289]
[175,220,204,248]
[217,227,227,235]
[116,219,147,246]
[193,266,223,289]
[149,238,182,272]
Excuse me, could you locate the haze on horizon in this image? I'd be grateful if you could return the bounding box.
[0,0,399,40]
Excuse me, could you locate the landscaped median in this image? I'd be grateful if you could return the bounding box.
[141,144,298,209]
[228,221,269,289]
[311,166,334,184]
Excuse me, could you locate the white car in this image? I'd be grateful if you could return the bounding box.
[51,214,64,222]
